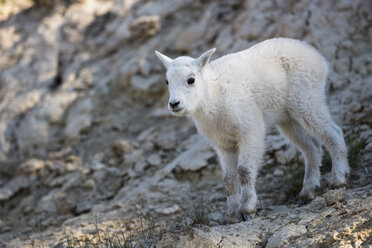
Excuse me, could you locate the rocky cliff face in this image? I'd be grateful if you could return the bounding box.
[0,0,371,247]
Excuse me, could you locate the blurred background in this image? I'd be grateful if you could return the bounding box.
[0,0,371,247]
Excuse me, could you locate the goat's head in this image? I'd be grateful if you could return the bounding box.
[155,48,216,116]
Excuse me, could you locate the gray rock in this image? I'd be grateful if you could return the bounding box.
[155,204,181,215]
[323,189,347,206]
[18,158,46,175]
[273,168,284,176]
[147,153,162,166]
[266,224,307,248]
[0,176,30,202]
[64,98,93,139]
[37,92,78,124]
[173,135,214,171]
[111,139,133,157]
[130,15,161,38]
[17,115,49,156]
[274,146,297,165]
[154,131,176,150]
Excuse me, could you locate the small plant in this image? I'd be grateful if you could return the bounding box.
[321,134,367,173]
[346,135,366,165]
[186,194,210,226]
[282,153,305,200]
[136,215,159,248]
[321,150,332,172]
[62,215,159,248]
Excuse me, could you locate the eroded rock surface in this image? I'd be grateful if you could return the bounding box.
[0,0,371,247]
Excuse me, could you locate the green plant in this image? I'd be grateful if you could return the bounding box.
[322,134,367,173]
[321,150,332,172]
[186,194,210,226]
[346,135,366,165]
[282,153,305,199]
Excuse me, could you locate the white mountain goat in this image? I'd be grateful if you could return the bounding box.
[155,38,349,223]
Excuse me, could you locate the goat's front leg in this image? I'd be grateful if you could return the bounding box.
[216,148,240,224]
[237,122,265,220]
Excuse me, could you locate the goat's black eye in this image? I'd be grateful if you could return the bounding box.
[165,79,169,85]
[187,78,195,85]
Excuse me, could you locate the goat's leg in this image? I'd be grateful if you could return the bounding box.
[216,148,240,224]
[237,120,265,220]
[279,121,322,200]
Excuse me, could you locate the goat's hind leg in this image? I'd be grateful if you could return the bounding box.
[279,121,322,200]
[296,106,349,187]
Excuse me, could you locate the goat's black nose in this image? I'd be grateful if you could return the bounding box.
[169,101,180,109]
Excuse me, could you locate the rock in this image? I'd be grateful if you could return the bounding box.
[274,146,297,164]
[365,142,372,153]
[215,26,234,51]
[136,0,192,18]
[266,224,307,248]
[18,158,45,175]
[147,153,161,166]
[172,6,213,52]
[0,89,44,161]
[130,74,163,94]
[323,189,347,206]
[37,190,75,214]
[273,168,284,176]
[150,107,171,117]
[174,135,214,171]
[111,139,133,157]
[18,195,35,214]
[155,204,181,215]
[92,170,107,182]
[64,114,92,139]
[130,15,161,38]
[134,158,148,172]
[82,179,96,190]
[0,176,30,202]
[233,12,267,40]
[17,115,50,156]
[266,134,288,151]
[64,98,93,139]
[65,155,83,172]
[37,91,78,124]
[153,131,176,150]
[61,175,81,192]
[1,0,372,246]
[125,149,144,165]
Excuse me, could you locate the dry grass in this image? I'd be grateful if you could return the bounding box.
[63,215,159,248]
[186,194,210,226]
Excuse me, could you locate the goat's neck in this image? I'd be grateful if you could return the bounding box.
[192,65,223,122]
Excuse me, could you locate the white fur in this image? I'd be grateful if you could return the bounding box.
[155,38,349,223]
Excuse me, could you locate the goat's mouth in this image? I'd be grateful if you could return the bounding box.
[171,108,184,113]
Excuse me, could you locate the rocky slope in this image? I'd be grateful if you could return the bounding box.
[0,0,371,247]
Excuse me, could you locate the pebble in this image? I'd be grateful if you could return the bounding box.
[323,188,347,206]
[273,168,284,176]
[155,204,181,215]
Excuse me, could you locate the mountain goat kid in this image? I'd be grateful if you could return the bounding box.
[155,38,349,223]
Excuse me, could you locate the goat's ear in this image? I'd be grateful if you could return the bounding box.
[155,51,173,69]
[194,48,216,68]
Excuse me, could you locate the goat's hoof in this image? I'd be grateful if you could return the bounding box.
[238,212,255,222]
[222,218,238,225]
[315,185,321,192]
[222,213,239,225]
[297,199,310,207]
